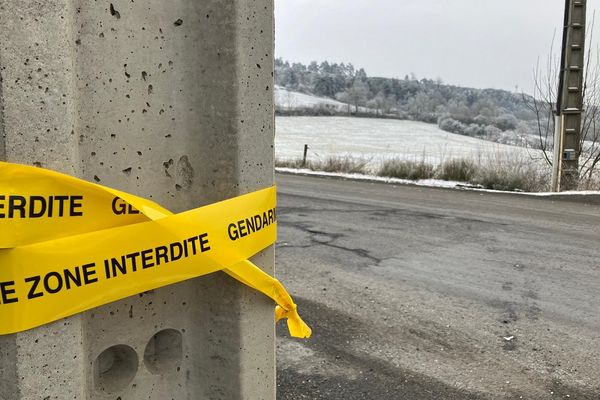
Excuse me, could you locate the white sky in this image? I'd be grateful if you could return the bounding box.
[275,0,600,95]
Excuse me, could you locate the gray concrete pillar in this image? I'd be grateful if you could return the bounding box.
[0,0,275,399]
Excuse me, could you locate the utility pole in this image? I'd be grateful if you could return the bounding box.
[0,1,276,398]
[553,0,586,191]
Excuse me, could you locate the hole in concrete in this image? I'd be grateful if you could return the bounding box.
[94,345,138,393]
[109,3,121,19]
[143,329,183,374]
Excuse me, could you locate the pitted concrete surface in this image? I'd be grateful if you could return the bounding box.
[0,0,275,398]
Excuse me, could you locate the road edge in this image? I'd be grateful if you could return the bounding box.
[275,168,600,205]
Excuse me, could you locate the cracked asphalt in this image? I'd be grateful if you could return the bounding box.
[274,173,600,400]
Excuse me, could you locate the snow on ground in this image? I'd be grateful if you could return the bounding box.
[276,167,463,189]
[276,168,600,197]
[275,86,348,110]
[275,116,543,168]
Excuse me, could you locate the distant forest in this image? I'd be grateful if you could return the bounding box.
[274,59,545,148]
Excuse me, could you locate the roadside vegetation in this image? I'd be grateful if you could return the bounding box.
[276,155,554,192]
[276,156,369,175]
[316,156,369,174]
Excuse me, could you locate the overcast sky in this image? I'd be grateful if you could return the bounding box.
[275,0,600,95]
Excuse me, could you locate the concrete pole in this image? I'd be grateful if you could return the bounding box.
[557,0,586,191]
[0,0,275,399]
[551,115,563,192]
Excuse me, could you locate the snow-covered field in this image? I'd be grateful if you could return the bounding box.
[275,86,348,110]
[275,116,542,168]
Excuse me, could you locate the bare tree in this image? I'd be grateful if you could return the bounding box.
[367,91,386,116]
[524,19,600,186]
[335,91,352,114]
[345,80,369,113]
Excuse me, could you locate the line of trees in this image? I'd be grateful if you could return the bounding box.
[275,59,542,147]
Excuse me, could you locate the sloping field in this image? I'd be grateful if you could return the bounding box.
[275,86,348,110]
[276,116,541,167]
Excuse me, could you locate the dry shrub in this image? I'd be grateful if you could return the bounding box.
[471,154,549,192]
[276,156,369,174]
[318,156,369,174]
[378,158,436,180]
[437,159,478,182]
[277,153,553,192]
[275,159,305,168]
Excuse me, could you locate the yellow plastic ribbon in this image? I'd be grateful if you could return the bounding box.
[0,161,311,338]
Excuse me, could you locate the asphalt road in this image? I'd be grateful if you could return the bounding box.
[274,173,600,400]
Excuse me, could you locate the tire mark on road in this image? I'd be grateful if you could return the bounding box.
[277,297,492,400]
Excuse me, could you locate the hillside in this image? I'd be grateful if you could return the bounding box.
[275,86,347,110]
[275,116,543,168]
[275,59,544,149]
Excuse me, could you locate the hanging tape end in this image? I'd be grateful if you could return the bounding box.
[275,304,312,339]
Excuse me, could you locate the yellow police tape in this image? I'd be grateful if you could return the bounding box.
[0,161,311,338]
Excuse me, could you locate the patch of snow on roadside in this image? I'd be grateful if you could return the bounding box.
[530,190,600,196]
[276,168,600,198]
[276,167,464,189]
